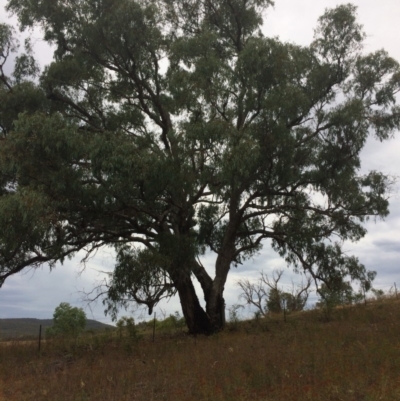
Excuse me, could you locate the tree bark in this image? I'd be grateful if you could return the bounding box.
[173,269,229,335]
[205,258,231,331]
[173,253,232,335]
[206,288,226,331]
[174,274,214,335]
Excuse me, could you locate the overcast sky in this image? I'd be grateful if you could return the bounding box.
[1,0,399,325]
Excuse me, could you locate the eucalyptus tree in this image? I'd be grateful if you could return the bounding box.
[1,0,399,334]
[46,302,87,339]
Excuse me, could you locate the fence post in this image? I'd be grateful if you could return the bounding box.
[152,312,156,343]
[38,324,42,352]
[283,300,287,323]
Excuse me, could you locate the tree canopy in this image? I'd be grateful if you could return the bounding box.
[46,302,87,338]
[1,0,399,334]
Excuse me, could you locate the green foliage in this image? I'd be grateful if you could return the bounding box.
[46,302,87,339]
[136,311,186,333]
[315,277,373,320]
[283,292,308,313]
[371,288,385,300]
[1,0,399,333]
[267,287,309,314]
[116,316,137,338]
[266,288,282,314]
[317,281,356,310]
[153,312,186,332]
[116,316,140,350]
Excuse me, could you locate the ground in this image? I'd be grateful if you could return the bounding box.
[1,297,400,400]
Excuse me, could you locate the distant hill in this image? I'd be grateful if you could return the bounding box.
[0,318,115,339]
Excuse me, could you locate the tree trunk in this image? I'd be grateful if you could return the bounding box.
[174,273,228,335]
[204,252,233,331]
[175,275,214,335]
[206,289,226,331]
[173,254,231,335]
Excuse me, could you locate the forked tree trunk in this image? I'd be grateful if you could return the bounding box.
[173,249,233,335]
[175,275,213,334]
[175,275,226,335]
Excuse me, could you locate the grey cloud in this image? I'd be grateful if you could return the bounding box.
[372,240,400,254]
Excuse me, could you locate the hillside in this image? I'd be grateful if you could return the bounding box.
[0,318,114,339]
[1,297,400,400]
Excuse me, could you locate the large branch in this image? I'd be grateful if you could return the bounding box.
[191,258,213,298]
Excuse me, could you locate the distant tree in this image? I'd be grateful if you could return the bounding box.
[317,281,352,310]
[228,304,244,323]
[1,1,399,334]
[238,269,311,315]
[157,311,186,331]
[46,302,87,339]
[316,271,375,312]
[371,288,385,300]
[237,274,269,317]
[116,316,139,341]
[281,289,310,314]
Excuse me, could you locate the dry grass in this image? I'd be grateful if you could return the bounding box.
[2,298,400,400]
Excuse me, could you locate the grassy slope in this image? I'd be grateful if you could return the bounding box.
[1,297,400,401]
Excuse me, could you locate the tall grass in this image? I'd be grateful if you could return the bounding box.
[1,297,400,400]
